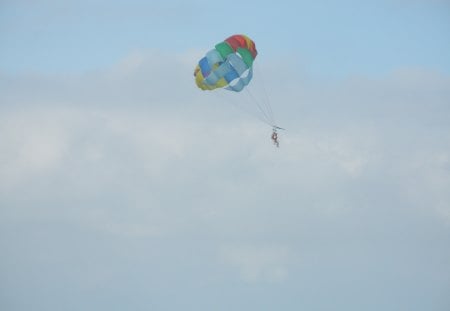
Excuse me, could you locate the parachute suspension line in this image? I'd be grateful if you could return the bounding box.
[229,90,275,127]
[235,81,273,126]
[245,87,273,126]
[212,89,275,127]
[254,61,276,125]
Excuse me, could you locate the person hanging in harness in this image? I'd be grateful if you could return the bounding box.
[271,128,279,148]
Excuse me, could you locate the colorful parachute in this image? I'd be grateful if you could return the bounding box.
[194,34,257,92]
[194,34,283,140]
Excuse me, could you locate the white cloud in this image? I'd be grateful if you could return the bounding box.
[0,109,70,189]
[219,245,290,283]
[1,48,449,311]
[1,53,449,226]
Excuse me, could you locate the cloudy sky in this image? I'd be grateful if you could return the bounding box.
[1,1,450,310]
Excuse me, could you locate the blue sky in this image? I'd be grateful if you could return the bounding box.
[1,1,450,311]
[1,0,449,76]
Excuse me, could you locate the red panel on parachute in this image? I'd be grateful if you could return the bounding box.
[225,34,258,59]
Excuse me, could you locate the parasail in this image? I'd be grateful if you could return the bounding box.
[194,34,283,146]
[194,34,257,92]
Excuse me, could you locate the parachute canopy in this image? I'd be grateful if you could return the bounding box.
[194,34,257,92]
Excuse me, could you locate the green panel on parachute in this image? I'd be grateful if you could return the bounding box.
[237,47,254,67]
[215,42,234,59]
